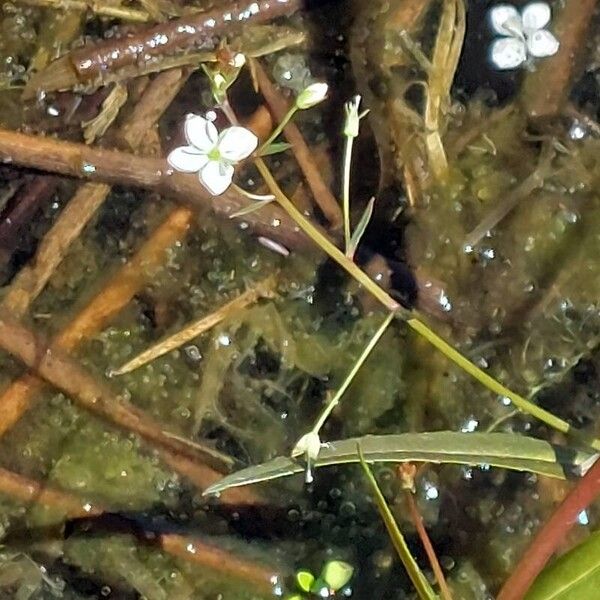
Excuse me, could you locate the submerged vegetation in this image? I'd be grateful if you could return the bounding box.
[1,0,600,598]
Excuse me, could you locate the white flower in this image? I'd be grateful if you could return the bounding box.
[292,431,322,461]
[295,82,328,109]
[489,2,560,70]
[291,430,322,484]
[167,114,258,196]
[343,95,362,138]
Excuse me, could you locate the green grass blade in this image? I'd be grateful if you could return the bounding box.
[525,530,600,600]
[204,432,595,495]
[358,445,438,600]
[348,196,375,258]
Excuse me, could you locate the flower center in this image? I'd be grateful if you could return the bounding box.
[207,147,221,161]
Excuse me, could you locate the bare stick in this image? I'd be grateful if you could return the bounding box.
[25,0,303,95]
[0,312,260,505]
[115,67,191,151]
[405,490,453,600]
[0,466,102,518]
[2,183,110,316]
[2,69,191,318]
[0,208,193,436]
[252,59,343,229]
[0,176,58,265]
[0,466,281,591]
[113,275,277,376]
[0,128,310,250]
[463,144,555,248]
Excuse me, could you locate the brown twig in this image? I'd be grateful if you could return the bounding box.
[521,0,599,119]
[404,491,453,600]
[0,466,280,592]
[497,456,600,600]
[0,312,260,505]
[0,466,102,518]
[112,275,277,376]
[2,183,111,316]
[0,176,59,265]
[25,0,303,95]
[252,59,344,229]
[115,68,191,151]
[463,143,555,248]
[0,128,311,250]
[2,70,191,316]
[0,207,194,442]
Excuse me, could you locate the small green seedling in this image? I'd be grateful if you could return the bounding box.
[285,560,354,598]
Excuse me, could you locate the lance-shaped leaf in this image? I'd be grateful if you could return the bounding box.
[525,529,600,599]
[204,432,594,495]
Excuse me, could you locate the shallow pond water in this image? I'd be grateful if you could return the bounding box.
[0,0,600,598]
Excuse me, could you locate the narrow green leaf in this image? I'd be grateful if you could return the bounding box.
[348,197,375,257]
[525,530,600,600]
[258,141,293,157]
[358,445,438,600]
[203,432,594,495]
[228,199,274,219]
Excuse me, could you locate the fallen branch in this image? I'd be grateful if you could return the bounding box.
[0,128,310,250]
[115,67,191,151]
[0,466,280,592]
[112,275,277,376]
[2,183,111,316]
[0,176,58,267]
[2,69,191,318]
[0,312,259,505]
[25,0,303,95]
[497,456,600,600]
[405,489,453,600]
[253,59,343,229]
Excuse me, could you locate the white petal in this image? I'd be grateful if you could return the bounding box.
[199,160,234,196]
[184,114,218,152]
[490,37,527,69]
[522,2,551,31]
[167,146,208,173]
[526,29,560,58]
[489,4,521,35]
[217,126,258,162]
[295,82,329,109]
[291,431,321,461]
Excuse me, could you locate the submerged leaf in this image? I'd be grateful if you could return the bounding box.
[258,141,293,156]
[525,530,600,600]
[321,560,354,591]
[348,197,375,258]
[203,432,593,495]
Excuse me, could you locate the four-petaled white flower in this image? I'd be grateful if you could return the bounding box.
[489,2,560,70]
[167,114,258,196]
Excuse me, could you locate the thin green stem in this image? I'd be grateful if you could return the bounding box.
[258,106,297,153]
[255,158,402,313]
[254,158,600,451]
[313,311,394,434]
[342,135,353,255]
[358,445,437,600]
[407,318,600,451]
